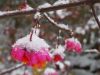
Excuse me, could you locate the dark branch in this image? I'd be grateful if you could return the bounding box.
[90,4,100,28]
[0,0,100,19]
[43,13,74,36]
[0,64,24,75]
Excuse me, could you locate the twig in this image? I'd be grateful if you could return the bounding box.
[0,0,99,19]
[90,4,100,28]
[0,64,24,75]
[83,49,100,54]
[43,13,74,36]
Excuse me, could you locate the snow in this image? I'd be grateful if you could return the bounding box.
[64,60,71,66]
[56,10,72,19]
[21,4,33,11]
[38,3,51,8]
[84,49,100,53]
[53,45,65,54]
[0,4,33,16]
[97,15,100,21]
[12,33,50,51]
[0,11,6,16]
[44,67,57,75]
[53,0,70,6]
[86,16,99,29]
[56,61,65,70]
[31,28,40,36]
[11,68,32,75]
[53,0,71,19]
[58,23,70,30]
[75,27,85,35]
[52,45,65,58]
[34,12,41,19]
[38,3,54,15]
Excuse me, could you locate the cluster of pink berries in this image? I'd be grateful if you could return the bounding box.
[65,37,82,54]
[11,33,82,69]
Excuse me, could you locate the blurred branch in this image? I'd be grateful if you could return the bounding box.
[43,13,74,36]
[0,0,100,19]
[83,49,100,54]
[0,64,24,75]
[90,4,100,28]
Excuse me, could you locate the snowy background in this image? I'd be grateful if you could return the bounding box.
[0,0,100,75]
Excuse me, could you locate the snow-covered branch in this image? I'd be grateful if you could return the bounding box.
[83,49,100,54]
[0,64,24,75]
[90,5,100,28]
[0,0,99,19]
[44,13,74,36]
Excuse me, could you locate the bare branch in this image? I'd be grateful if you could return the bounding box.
[0,64,24,75]
[0,0,99,19]
[83,49,100,54]
[43,13,74,36]
[90,4,100,28]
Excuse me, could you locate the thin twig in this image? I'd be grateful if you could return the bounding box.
[0,64,24,75]
[83,49,100,54]
[0,0,99,19]
[90,4,100,28]
[43,13,74,36]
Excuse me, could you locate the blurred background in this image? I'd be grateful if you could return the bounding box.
[0,0,100,75]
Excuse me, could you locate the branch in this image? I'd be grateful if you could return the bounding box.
[83,49,100,54]
[90,4,100,28]
[43,13,74,36]
[0,64,24,75]
[0,0,100,19]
